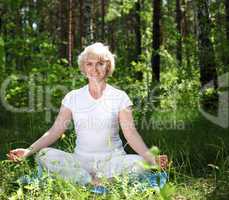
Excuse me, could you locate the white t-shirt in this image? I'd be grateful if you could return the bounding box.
[61,83,133,158]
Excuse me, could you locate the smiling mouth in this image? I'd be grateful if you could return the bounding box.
[88,73,101,79]
[91,73,99,76]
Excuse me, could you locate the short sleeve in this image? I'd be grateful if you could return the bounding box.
[119,91,133,112]
[61,91,73,111]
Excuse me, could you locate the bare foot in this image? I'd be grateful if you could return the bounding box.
[91,177,102,186]
[90,172,115,186]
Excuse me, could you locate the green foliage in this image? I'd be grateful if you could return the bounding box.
[0,37,5,73]
[3,56,86,110]
[106,0,138,21]
[160,68,200,111]
[199,88,219,112]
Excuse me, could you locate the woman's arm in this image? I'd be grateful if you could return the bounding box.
[26,106,72,157]
[118,106,168,168]
[8,106,72,160]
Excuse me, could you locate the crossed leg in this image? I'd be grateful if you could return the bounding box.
[35,147,92,185]
[93,154,146,184]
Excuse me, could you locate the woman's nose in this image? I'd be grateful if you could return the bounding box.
[88,64,95,69]
[89,65,99,73]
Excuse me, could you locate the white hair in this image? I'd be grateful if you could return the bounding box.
[78,42,115,77]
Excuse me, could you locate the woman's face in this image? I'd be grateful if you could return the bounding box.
[84,57,108,82]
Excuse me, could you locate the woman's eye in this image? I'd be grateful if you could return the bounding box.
[97,62,102,65]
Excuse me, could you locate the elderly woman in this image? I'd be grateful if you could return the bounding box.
[8,43,168,189]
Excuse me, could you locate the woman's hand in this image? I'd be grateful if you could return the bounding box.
[155,155,168,170]
[143,151,169,170]
[7,148,30,162]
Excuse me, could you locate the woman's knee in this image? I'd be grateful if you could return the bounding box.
[125,154,145,172]
[126,154,144,164]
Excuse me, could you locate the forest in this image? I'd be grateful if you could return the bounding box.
[0,0,228,199]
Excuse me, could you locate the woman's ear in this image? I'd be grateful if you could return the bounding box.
[105,66,109,76]
[105,61,111,76]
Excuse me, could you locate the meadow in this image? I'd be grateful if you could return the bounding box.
[1,105,228,200]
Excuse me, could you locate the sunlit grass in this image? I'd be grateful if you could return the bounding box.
[0,107,228,199]
[1,155,228,200]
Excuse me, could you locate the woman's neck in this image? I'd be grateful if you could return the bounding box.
[88,80,107,98]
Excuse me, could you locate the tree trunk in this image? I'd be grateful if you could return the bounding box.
[135,0,141,61]
[67,0,76,66]
[0,7,3,35]
[15,5,23,69]
[109,22,115,52]
[79,0,84,49]
[196,0,218,89]
[59,0,68,59]
[36,0,45,33]
[224,0,229,71]
[225,0,229,42]
[101,0,105,41]
[91,0,96,41]
[84,0,93,45]
[151,0,161,84]
[182,0,191,71]
[68,0,72,66]
[15,7,22,36]
[27,0,34,30]
[176,0,182,65]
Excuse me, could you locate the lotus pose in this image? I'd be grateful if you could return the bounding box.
[7,43,168,187]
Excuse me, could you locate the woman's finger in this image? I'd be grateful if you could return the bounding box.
[12,155,21,162]
[160,155,167,160]
[7,152,21,162]
[160,156,168,163]
[159,157,168,169]
[10,149,17,154]
[7,153,15,160]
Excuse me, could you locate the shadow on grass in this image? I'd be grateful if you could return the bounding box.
[206,171,229,200]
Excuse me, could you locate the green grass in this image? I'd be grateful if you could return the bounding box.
[0,107,228,199]
[0,158,227,200]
